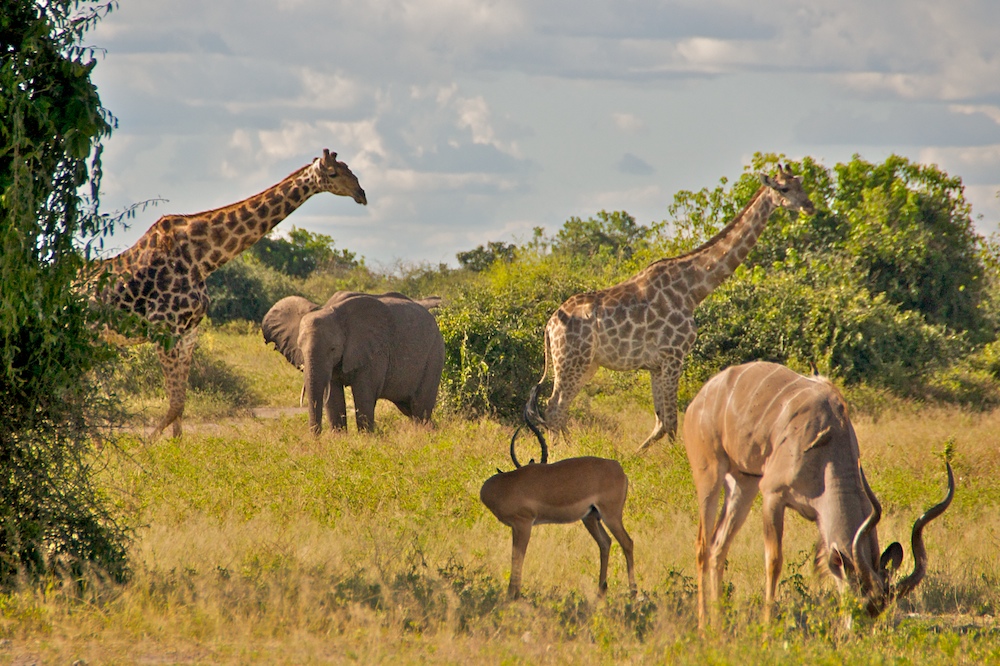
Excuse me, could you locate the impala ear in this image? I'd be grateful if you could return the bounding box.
[880,542,904,573]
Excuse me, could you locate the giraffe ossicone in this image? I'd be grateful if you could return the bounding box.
[96,149,367,439]
[525,164,815,452]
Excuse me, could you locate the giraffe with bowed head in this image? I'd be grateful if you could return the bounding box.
[526,165,815,452]
[97,149,367,438]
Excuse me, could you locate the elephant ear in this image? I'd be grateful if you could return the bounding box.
[414,296,442,311]
[261,296,320,369]
[322,290,360,309]
[337,295,393,377]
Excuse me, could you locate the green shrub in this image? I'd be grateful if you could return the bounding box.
[685,260,964,402]
[205,255,300,324]
[436,255,604,419]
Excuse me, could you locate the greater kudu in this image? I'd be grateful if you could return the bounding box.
[683,361,954,627]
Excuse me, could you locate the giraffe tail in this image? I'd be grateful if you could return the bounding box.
[524,328,551,428]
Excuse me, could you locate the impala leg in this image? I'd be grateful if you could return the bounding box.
[762,493,785,623]
[582,510,612,595]
[600,508,637,595]
[508,520,533,599]
[707,472,760,626]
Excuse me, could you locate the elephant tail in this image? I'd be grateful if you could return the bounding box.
[524,327,551,429]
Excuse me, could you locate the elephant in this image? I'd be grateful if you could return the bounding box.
[261,291,445,434]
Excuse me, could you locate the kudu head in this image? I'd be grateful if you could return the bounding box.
[835,462,954,616]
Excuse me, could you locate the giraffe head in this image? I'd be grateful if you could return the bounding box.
[760,164,815,215]
[307,149,368,205]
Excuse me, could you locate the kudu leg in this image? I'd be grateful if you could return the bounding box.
[693,471,725,628]
[706,472,760,626]
[761,493,786,623]
[582,511,612,595]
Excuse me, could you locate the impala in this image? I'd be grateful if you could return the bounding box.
[683,361,954,627]
[480,418,637,598]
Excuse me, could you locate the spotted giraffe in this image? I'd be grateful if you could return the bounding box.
[99,149,367,438]
[526,165,815,452]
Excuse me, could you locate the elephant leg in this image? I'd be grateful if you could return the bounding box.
[410,374,440,423]
[351,384,377,432]
[325,383,348,430]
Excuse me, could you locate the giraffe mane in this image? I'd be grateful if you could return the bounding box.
[642,185,771,272]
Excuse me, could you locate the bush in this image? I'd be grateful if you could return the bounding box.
[205,254,300,324]
[684,260,964,403]
[436,255,603,419]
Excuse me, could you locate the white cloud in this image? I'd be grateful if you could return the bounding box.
[88,0,1000,264]
[951,105,1000,126]
[612,112,645,133]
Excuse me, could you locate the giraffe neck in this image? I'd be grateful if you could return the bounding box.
[674,185,778,304]
[186,164,322,276]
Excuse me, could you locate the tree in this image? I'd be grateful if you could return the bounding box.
[249,226,357,278]
[456,240,516,272]
[659,153,991,339]
[552,210,652,264]
[0,1,129,585]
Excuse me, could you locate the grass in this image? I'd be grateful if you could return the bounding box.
[3,326,1000,663]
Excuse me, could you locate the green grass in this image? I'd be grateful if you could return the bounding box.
[2,326,999,663]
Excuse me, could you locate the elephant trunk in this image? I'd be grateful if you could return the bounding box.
[303,354,334,435]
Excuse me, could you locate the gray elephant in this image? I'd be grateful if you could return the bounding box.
[262,291,445,434]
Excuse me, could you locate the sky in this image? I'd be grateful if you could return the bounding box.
[88,0,1000,268]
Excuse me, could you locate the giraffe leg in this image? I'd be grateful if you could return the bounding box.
[545,362,596,438]
[151,328,198,439]
[636,356,682,452]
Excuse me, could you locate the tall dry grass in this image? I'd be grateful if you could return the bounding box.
[2,328,997,663]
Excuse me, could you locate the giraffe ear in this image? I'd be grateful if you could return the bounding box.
[760,173,777,188]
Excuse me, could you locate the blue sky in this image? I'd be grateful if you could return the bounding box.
[89,0,1000,268]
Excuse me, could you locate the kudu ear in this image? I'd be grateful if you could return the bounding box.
[880,542,904,573]
[828,545,853,579]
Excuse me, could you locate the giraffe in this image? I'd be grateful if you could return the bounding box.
[525,165,815,452]
[98,149,367,439]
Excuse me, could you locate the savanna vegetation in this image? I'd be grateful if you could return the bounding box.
[4,0,1000,662]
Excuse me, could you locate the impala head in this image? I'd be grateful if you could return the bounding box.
[759,163,815,216]
[824,462,954,616]
[307,148,367,205]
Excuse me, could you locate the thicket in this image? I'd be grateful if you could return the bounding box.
[202,154,999,421]
[407,153,998,419]
[0,0,130,585]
